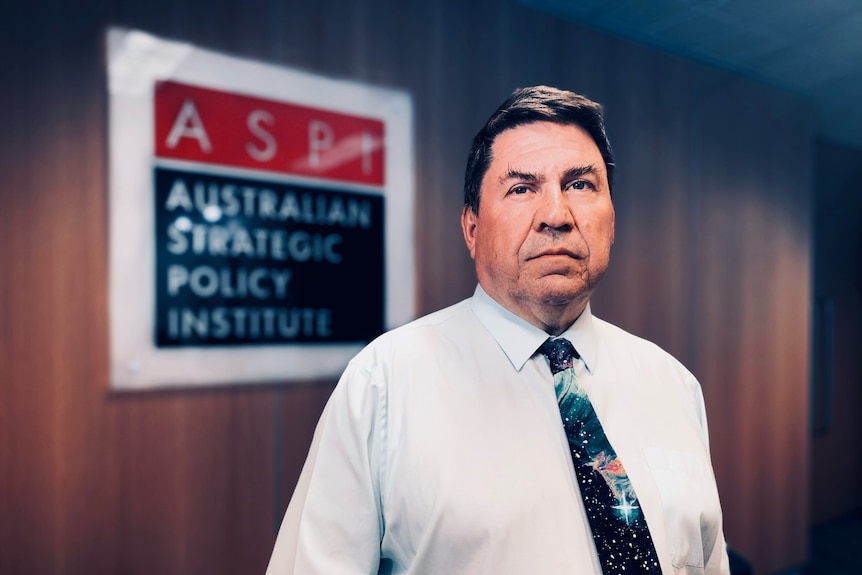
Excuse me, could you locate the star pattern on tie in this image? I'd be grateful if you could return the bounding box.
[611,493,639,525]
[540,337,662,575]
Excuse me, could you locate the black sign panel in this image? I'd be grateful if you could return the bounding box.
[154,167,385,347]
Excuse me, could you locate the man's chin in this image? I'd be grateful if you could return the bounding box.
[541,293,587,307]
[529,279,590,307]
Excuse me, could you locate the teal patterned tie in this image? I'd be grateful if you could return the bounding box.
[540,337,662,575]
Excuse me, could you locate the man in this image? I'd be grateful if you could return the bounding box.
[267,86,730,575]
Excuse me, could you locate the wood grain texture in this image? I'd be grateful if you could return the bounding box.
[692,77,812,571]
[0,1,815,574]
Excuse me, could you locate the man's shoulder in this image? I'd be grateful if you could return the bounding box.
[384,297,475,341]
[350,297,477,363]
[591,314,694,377]
[591,315,658,349]
[397,298,475,331]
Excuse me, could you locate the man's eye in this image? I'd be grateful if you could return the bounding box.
[567,180,594,191]
[509,185,531,195]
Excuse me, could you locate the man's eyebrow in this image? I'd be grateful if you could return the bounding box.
[561,165,597,181]
[499,169,541,184]
[499,165,599,185]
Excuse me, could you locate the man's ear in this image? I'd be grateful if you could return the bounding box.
[610,205,615,246]
[461,206,478,260]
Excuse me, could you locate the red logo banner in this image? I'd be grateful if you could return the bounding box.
[154,80,385,186]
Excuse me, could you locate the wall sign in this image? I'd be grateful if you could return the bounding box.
[108,28,414,389]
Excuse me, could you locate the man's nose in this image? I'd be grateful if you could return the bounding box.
[536,186,575,231]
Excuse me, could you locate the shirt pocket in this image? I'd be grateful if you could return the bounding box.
[642,447,722,571]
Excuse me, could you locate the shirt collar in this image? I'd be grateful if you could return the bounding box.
[470,284,598,373]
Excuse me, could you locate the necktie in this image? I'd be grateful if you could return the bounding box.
[540,338,662,575]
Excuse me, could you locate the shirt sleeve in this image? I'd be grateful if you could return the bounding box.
[687,372,731,575]
[266,360,387,575]
[705,532,732,575]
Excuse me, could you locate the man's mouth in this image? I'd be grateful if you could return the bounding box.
[528,248,583,260]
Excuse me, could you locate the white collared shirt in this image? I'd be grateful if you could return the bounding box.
[267,286,730,575]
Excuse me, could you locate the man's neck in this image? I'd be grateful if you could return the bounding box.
[479,284,588,336]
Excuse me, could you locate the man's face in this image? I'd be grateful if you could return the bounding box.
[462,121,615,333]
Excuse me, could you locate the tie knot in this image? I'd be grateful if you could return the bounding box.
[539,338,579,374]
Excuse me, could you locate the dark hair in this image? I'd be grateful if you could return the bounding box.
[463,86,615,212]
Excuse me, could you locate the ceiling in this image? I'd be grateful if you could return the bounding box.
[521,0,862,150]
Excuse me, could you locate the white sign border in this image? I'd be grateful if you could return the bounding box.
[107,27,415,390]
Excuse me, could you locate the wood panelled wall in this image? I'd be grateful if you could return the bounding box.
[0,1,812,574]
[811,140,862,524]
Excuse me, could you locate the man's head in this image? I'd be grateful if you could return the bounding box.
[463,86,615,214]
[461,86,616,335]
